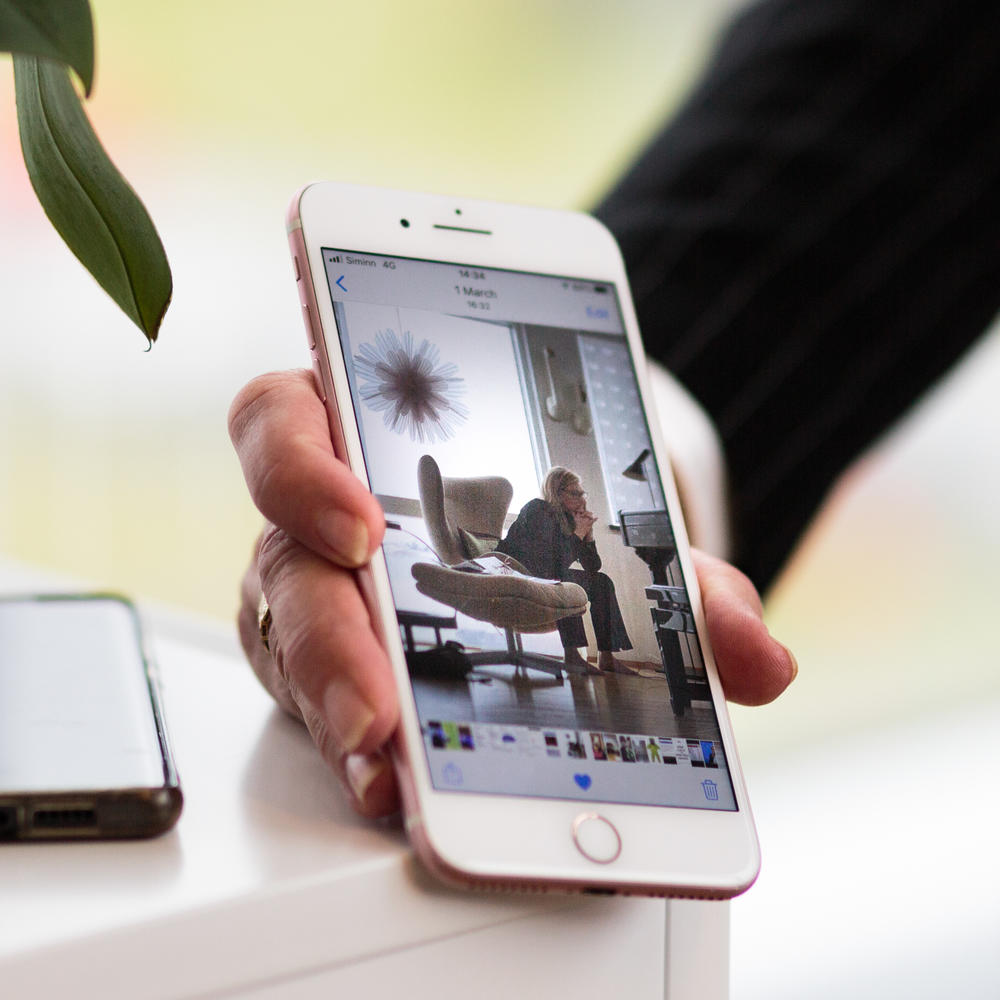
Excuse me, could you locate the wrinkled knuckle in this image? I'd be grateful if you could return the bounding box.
[268,619,312,692]
[254,527,328,691]
[255,524,303,599]
[251,430,317,512]
[229,374,279,447]
[228,370,311,448]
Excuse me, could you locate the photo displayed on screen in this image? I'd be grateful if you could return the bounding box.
[322,248,737,811]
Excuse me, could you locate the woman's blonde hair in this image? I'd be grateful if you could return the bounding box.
[542,467,580,533]
[542,467,579,505]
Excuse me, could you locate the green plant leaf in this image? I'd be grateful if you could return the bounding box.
[0,0,94,94]
[14,54,172,343]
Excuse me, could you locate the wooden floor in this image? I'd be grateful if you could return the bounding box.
[412,665,722,743]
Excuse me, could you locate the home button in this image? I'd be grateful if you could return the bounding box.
[572,813,622,864]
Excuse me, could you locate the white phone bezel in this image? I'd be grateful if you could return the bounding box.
[288,181,759,897]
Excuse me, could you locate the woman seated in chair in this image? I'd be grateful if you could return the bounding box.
[496,467,636,675]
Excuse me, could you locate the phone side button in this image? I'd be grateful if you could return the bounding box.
[302,302,317,349]
[310,352,327,402]
[571,813,622,865]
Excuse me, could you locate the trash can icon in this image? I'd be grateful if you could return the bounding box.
[701,779,719,801]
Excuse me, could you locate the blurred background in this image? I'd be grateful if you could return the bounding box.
[1,1,998,995]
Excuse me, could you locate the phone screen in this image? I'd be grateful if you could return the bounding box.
[320,249,737,812]
[0,596,168,793]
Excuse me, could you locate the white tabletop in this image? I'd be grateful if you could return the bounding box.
[0,563,729,999]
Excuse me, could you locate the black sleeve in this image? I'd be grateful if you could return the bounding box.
[596,0,1000,592]
[497,501,560,579]
[573,536,602,574]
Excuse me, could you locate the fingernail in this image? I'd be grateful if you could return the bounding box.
[317,510,370,566]
[779,642,799,682]
[345,752,388,804]
[323,680,376,755]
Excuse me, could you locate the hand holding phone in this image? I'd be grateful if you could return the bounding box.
[230,183,798,896]
[231,378,796,875]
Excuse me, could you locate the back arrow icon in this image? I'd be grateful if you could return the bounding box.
[336,275,348,292]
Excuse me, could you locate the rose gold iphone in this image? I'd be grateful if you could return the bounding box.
[288,182,759,897]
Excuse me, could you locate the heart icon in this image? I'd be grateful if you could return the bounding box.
[574,773,592,790]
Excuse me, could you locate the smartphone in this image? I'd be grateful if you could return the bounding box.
[0,594,182,840]
[287,182,759,897]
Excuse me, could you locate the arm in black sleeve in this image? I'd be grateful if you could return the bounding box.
[596,0,1000,592]
[497,499,561,579]
[573,535,602,573]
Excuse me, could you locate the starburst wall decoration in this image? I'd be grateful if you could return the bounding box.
[354,328,469,443]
